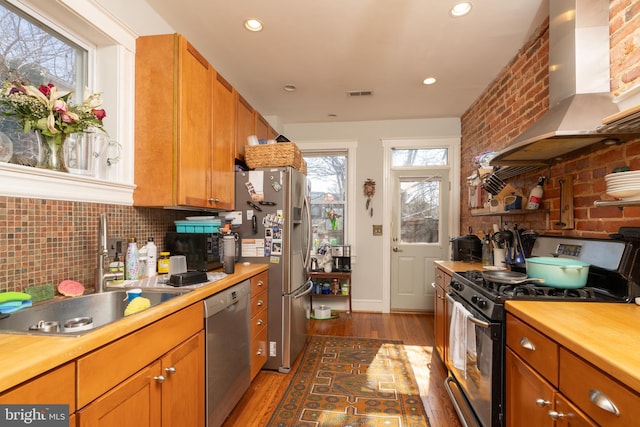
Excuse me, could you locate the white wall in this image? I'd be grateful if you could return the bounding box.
[94,1,462,312]
[284,118,460,311]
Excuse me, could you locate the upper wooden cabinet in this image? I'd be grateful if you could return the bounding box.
[211,72,236,210]
[134,34,214,208]
[255,113,269,140]
[235,94,254,160]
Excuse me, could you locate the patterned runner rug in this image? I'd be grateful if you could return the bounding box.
[268,335,431,427]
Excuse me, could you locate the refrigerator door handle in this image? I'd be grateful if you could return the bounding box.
[302,195,312,268]
[294,280,314,299]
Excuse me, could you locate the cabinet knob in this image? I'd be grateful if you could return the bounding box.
[256,319,264,326]
[165,366,176,374]
[535,398,551,407]
[154,375,166,383]
[547,410,565,421]
[257,299,264,306]
[589,389,620,416]
[519,337,536,351]
[256,348,263,355]
[257,280,264,287]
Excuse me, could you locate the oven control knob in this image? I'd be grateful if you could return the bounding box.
[451,281,463,291]
[471,295,487,308]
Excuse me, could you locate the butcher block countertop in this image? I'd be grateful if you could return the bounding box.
[0,262,268,393]
[506,301,640,394]
[434,260,485,274]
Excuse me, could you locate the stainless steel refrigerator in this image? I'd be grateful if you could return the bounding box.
[234,166,312,372]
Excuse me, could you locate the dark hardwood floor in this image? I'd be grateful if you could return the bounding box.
[222,312,462,427]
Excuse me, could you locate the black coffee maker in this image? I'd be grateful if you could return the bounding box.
[331,245,351,272]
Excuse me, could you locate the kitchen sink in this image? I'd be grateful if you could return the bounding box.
[0,289,191,337]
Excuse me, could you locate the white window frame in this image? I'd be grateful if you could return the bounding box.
[0,0,136,204]
[297,140,358,258]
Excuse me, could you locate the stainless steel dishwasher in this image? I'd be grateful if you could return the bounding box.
[204,280,251,427]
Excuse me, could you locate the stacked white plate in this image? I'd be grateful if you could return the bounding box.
[605,170,640,200]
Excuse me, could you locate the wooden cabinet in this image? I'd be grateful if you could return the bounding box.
[77,360,162,427]
[505,313,623,426]
[134,33,213,208]
[255,112,269,141]
[0,362,76,426]
[211,71,236,209]
[433,266,451,365]
[250,271,268,379]
[309,271,352,313]
[77,304,204,426]
[160,331,205,426]
[235,94,254,160]
[78,332,204,427]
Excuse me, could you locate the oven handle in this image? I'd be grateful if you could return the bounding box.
[446,293,491,328]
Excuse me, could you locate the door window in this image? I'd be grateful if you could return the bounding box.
[400,177,441,244]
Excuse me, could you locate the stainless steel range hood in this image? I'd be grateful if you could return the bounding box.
[491,0,640,166]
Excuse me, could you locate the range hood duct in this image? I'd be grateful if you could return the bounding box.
[491,0,640,166]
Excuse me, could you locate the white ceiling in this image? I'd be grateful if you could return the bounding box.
[142,0,548,125]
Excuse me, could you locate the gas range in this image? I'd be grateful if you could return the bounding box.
[444,233,640,427]
[449,234,640,321]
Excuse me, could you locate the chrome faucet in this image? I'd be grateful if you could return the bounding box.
[96,213,123,292]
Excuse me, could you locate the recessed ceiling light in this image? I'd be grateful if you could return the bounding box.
[283,84,297,92]
[450,2,472,17]
[423,77,437,85]
[244,19,263,31]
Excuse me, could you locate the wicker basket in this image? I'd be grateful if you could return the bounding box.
[244,142,305,173]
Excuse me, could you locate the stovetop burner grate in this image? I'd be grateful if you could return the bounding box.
[453,269,629,303]
[499,283,596,299]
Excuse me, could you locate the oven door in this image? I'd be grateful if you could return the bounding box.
[445,292,504,427]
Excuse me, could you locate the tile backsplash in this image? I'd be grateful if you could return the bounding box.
[0,196,188,293]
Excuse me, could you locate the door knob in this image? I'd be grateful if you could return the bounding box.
[392,247,403,252]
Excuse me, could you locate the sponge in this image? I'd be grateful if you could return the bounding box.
[124,297,151,316]
[0,292,32,303]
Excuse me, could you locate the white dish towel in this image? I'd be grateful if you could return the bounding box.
[449,301,477,378]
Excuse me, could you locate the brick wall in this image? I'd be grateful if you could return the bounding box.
[462,2,640,238]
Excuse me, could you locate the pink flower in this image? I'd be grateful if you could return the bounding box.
[52,99,67,113]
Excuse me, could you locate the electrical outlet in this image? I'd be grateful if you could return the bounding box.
[107,237,125,259]
[269,341,277,357]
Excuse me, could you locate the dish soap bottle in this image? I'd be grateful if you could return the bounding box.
[526,176,545,210]
[146,237,157,277]
[125,237,140,280]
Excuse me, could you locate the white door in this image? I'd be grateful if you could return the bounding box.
[390,168,450,311]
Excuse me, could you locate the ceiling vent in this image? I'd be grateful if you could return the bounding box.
[347,90,373,97]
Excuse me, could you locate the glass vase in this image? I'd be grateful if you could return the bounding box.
[36,131,68,172]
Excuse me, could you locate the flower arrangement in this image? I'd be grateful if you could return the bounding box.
[0,80,107,146]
